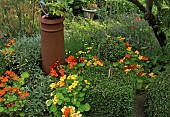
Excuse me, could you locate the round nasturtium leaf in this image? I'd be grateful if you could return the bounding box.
[0,107,4,112]
[84,103,91,111]
[21,72,29,78]
[46,100,53,106]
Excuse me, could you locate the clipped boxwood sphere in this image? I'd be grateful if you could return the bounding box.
[145,71,170,117]
[98,36,126,62]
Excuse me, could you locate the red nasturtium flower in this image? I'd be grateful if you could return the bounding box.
[125,54,131,59]
[132,24,137,29]
[125,42,131,47]
[124,66,129,70]
[78,57,85,63]
[129,64,138,70]
[7,104,10,107]
[138,72,145,76]
[64,108,70,117]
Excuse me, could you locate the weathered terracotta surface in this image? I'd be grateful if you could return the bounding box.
[39,16,65,75]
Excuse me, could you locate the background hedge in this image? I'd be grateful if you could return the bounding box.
[83,68,136,117]
[145,70,170,117]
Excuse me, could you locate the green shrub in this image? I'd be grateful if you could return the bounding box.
[9,35,41,74]
[65,18,106,56]
[104,13,159,57]
[145,71,170,117]
[24,70,51,117]
[83,68,136,117]
[98,36,126,62]
[0,35,51,116]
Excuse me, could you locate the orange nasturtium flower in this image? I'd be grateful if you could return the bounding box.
[63,107,70,117]
[19,92,29,99]
[125,42,131,47]
[142,56,149,61]
[0,97,3,102]
[50,69,58,77]
[66,56,77,69]
[2,49,8,55]
[132,24,137,29]
[0,83,4,87]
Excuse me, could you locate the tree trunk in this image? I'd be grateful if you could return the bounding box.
[127,0,166,47]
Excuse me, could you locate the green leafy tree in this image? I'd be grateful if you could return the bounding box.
[127,0,170,47]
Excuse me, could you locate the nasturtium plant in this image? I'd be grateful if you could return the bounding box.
[46,47,103,116]
[0,70,29,116]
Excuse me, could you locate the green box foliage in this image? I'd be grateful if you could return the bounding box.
[98,36,126,62]
[84,71,136,117]
[145,71,170,117]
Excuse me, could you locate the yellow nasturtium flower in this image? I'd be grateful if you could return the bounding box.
[86,60,92,66]
[78,51,84,54]
[117,36,125,41]
[50,83,57,89]
[138,55,143,60]
[53,95,59,105]
[60,75,66,81]
[135,50,140,55]
[149,72,156,78]
[127,47,132,51]
[84,80,90,85]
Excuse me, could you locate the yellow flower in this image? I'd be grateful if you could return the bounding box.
[93,61,97,66]
[78,51,84,54]
[53,95,59,105]
[138,55,143,60]
[86,60,92,66]
[71,75,77,80]
[50,83,57,89]
[84,80,90,85]
[127,47,132,51]
[86,50,90,53]
[117,36,125,41]
[145,85,149,89]
[125,69,131,74]
[50,92,54,97]
[68,86,73,92]
[119,59,124,64]
[60,75,66,81]
[86,47,92,50]
[57,81,66,87]
[135,50,140,55]
[97,60,103,66]
[149,72,156,78]
[72,81,78,88]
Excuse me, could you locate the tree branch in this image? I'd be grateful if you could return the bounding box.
[127,0,146,13]
[145,0,154,20]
